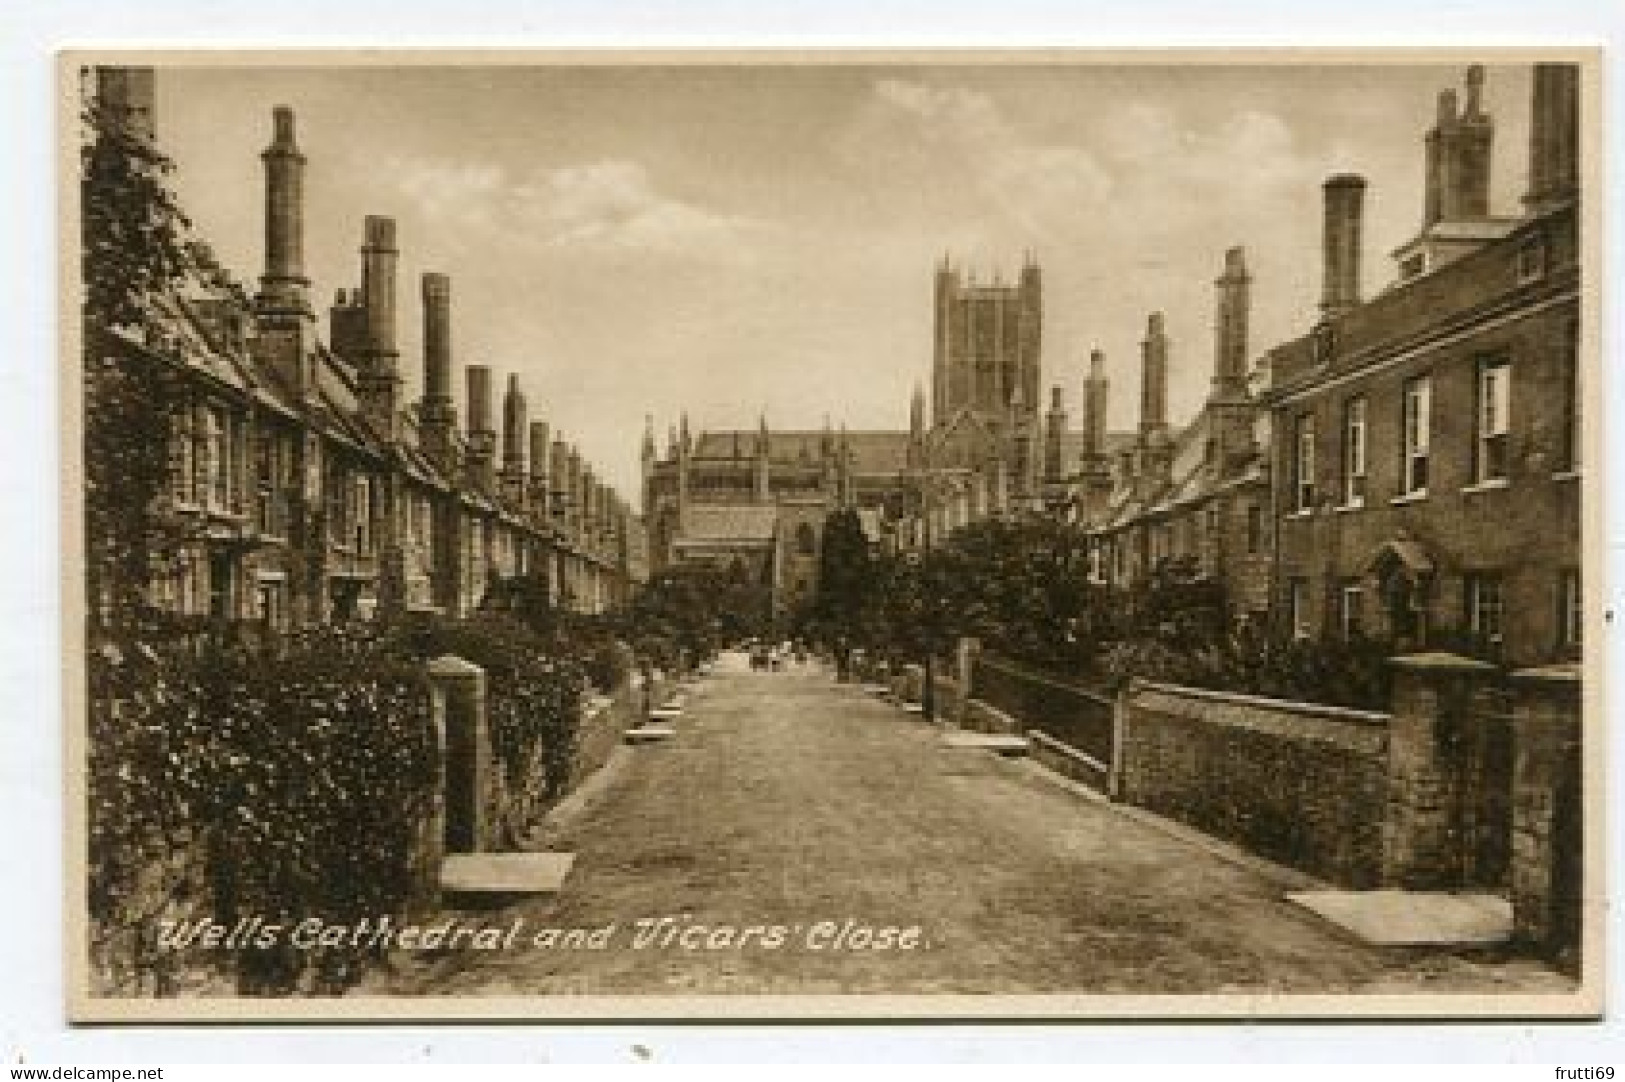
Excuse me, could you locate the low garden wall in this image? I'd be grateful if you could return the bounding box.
[1117,680,1392,887]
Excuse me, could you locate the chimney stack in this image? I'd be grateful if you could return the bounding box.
[1320,174,1366,319]
[361,216,398,360]
[1043,385,1067,484]
[465,364,495,494]
[1082,349,1108,460]
[529,421,552,520]
[355,216,401,439]
[1424,66,1494,228]
[1525,62,1580,214]
[257,106,309,318]
[1139,312,1169,439]
[1212,246,1251,401]
[422,273,452,402]
[418,273,456,467]
[501,374,528,506]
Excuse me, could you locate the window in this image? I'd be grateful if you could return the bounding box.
[1293,414,1316,512]
[169,406,194,505]
[1558,569,1582,652]
[1342,396,1367,506]
[1401,376,1431,496]
[1289,579,1312,640]
[205,407,229,511]
[1474,357,1511,483]
[1245,502,1262,554]
[1465,572,1506,652]
[354,476,373,554]
[1339,583,1364,641]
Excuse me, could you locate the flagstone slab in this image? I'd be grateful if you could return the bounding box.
[440,852,575,894]
[1286,890,1512,946]
[649,707,685,721]
[625,724,677,743]
[941,732,1031,756]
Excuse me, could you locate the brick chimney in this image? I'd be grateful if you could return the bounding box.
[251,106,316,399]
[1525,62,1580,215]
[418,273,457,470]
[500,374,527,507]
[1321,174,1366,319]
[1212,246,1251,402]
[1424,66,1494,228]
[465,365,496,495]
[1076,349,1114,525]
[1135,313,1173,498]
[529,420,552,517]
[1139,312,1169,440]
[1043,385,1067,484]
[549,434,570,526]
[356,216,400,441]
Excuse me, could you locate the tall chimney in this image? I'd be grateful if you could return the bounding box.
[94,66,156,143]
[1139,312,1169,439]
[500,374,527,506]
[1043,386,1067,483]
[465,365,495,494]
[1425,67,1494,227]
[1212,246,1251,401]
[258,106,309,317]
[549,435,570,522]
[1083,349,1108,460]
[422,273,452,403]
[1320,174,1366,319]
[354,217,401,439]
[418,273,456,467]
[361,216,398,360]
[1525,62,1580,214]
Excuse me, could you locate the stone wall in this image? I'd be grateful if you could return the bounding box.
[1117,680,1392,886]
[1510,665,1583,970]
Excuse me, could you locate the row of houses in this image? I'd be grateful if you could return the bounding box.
[1057,62,1582,668]
[88,69,645,636]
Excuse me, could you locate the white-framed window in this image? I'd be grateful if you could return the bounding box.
[1466,572,1506,651]
[204,406,229,512]
[1558,568,1582,652]
[1401,375,1431,496]
[1475,356,1512,483]
[1294,414,1316,512]
[169,405,195,506]
[354,475,373,553]
[1342,396,1367,506]
[1340,583,1364,640]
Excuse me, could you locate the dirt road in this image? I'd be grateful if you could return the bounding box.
[375,655,1569,997]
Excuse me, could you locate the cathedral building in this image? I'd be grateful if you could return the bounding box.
[641,255,1107,616]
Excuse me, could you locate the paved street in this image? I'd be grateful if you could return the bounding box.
[376,655,1571,997]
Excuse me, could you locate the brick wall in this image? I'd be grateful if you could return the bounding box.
[1117,681,1392,886]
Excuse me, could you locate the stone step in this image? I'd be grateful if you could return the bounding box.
[625,724,677,743]
[648,706,685,721]
[440,851,575,894]
[941,732,1030,756]
[1286,890,1512,946]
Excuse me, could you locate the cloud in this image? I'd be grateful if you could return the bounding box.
[380,153,769,260]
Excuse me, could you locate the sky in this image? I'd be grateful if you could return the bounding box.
[153,58,1535,500]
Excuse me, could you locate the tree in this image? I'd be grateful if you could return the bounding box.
[809,506,875,651]
[80,69,242,635]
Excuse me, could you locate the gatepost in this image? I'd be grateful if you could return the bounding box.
[427,655,490,856]
[1382,651,1495,889]
[1509,664,1583,965]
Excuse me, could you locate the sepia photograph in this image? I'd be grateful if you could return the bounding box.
[63,49,1600,1021]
